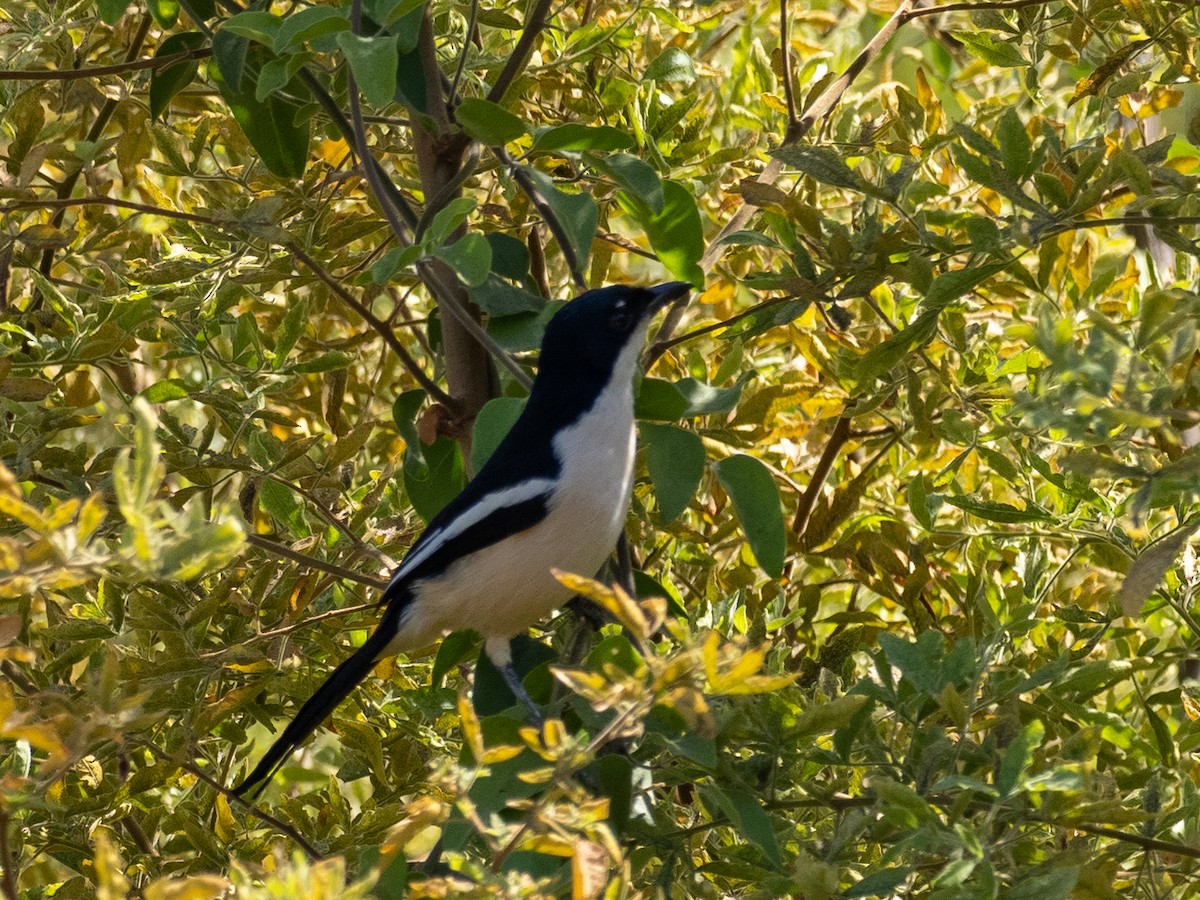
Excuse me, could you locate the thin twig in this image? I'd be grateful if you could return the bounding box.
[2,195,442,397]
[486,0,556,104]
[792,416,852,536]
[0,46,212,81]
[901,0,1064,19]
[30,13,152,312]
[286,244,454,407]
[175,758,323,860]
[244,533,388,590]
[698,0,916,274]
[447,0,480,107]
[779,0,798,129]
[493,145,587,289]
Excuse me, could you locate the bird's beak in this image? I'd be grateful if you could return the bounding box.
[648,281,692,310]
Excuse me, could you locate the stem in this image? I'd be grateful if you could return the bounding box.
[244,534,388,590]
[0,47,212,81]
[486,0,555,104]
[791,416,852,536]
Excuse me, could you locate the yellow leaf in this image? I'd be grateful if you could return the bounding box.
[214,793,238,843]
[76,494,107,542]
[525,832,575,856]
[144,874,232,900]
[458,689,484,761]
[0,491,48,532]
[553,570,648,641]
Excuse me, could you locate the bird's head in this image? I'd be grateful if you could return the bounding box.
[537,282,691,382]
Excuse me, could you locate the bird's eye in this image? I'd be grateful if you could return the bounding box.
[609,303,634,332]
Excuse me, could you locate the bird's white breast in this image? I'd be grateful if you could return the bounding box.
[394,338,643,648]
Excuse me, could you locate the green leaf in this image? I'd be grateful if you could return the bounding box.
[431,630,479,687]
[956,31,1028,67]
[619,180,704,285]
[526,168,598,278]
[258,478,303,531]
[596,153,663,215]
[210,48,310,178]
[337,32,399,108]
[424,197,476,245]
[771,145,863,190]
[713,454,785,578]
[149,32,206,121]
[273,301,306,367]
[845,867,915,898]
[697,785,780,865]
[275,6,349,52]
[533,124,635,153]
[997,107,1031,178]
[211,28,248,92]
[469,276,546,317]
[435,232,492,287]
[218,10,281,46]
[455,98,527,145]
[483,232,530,281]
[471,397,526,472]
[147,0,179,28]
[998,719,1044,796]
[97,0,127,25]
[140,379,189,402]
[943,495,1051,523]
[1007,868,1079,900]
[643,47,696,84]
[676,372,753,416]
[925,262,1006,308]
[404,436,466,522]
[641,423,705,523]
[855,307,941,386]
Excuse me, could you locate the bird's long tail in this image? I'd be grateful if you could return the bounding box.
[231,608,401,799]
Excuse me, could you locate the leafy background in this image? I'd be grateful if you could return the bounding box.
[1,0,1199,896]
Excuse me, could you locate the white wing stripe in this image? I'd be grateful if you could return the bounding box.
[387,477,558,588]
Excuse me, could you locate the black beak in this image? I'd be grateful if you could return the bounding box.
[648,281,692,310]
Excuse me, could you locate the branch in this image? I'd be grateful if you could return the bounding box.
[4,195,450,404]
[492,145,587,290]
[486,0,555,104]
[902,0,1066,18]
[779,0,798,129]
[791,415,852,536]
[175,758,323,860]
[0,46,212,81]
[286,245,454,408]
[244,533,388,590]
[698,0,917,274]
[447,0,480,108]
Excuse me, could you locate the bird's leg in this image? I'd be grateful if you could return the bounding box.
[500,660,545,727]
[485,635,545,727]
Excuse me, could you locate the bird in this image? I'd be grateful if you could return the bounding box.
[232,280,692,797]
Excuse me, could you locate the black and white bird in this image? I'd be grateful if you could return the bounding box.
[233,281,691,796]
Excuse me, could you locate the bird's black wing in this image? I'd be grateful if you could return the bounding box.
[231,484,555,798]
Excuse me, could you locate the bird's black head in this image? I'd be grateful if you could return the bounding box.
[536,282,691,382]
